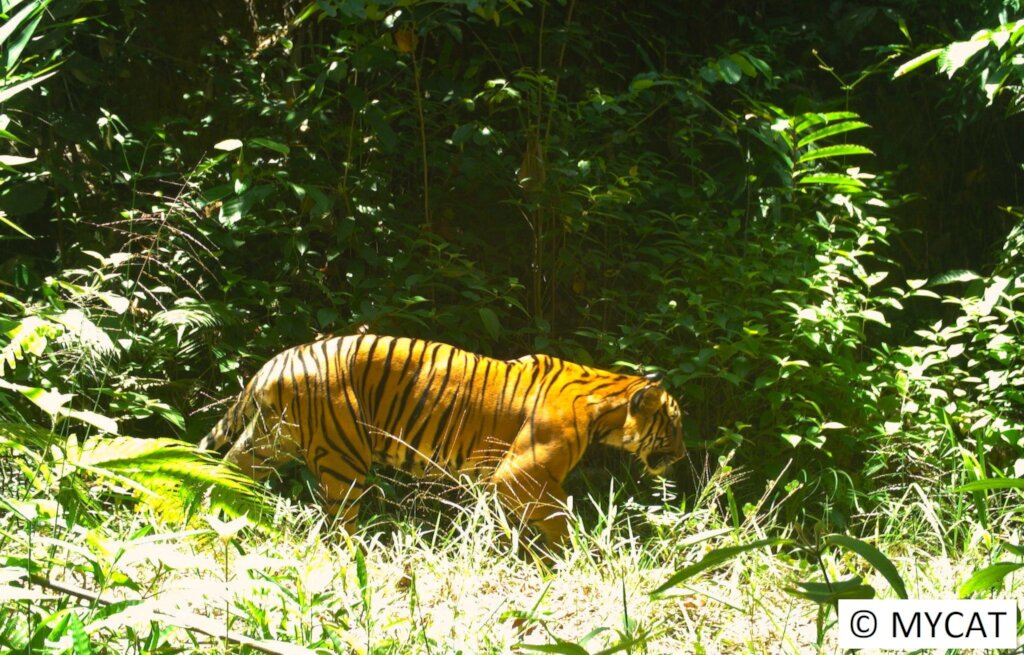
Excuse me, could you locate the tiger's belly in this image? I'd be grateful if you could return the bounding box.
[370,431,509,480]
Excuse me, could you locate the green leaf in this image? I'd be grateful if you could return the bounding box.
[651,538,791,597]
[793,111,859,134]
[5,13,44,73]
[0,155,36,167]
[929,269,981,286]
[249,137,290,155]
[96,290,129,314]
[797,174,866,188]
[787,576,876,604]
[206,514,250,541]
[859,309,889,326]
[68,612,92,655]
[953,478,1024,492]
[64,409,118,435]
[797,144,874,164]
[0,0,49,68]
[780,433,802,447]
[717,56,742,84]
[355,545,370,610]
[152,402,186,431]
[218,185,273,226]
[743,53,772,77]
[743,124,793,167]
[893,48,943,78]
[0,70,57,103]
[630,78,655,92]
[958,562,1024,598]
[18,385,73,417]
[818,111,860,121]
[0,1,40,47]
[516,644,590,655]
[478,307,501,340]
[214,138,244,152]
[797,121,869,148]
[0,210,33,238]
[1003,543,1024,559]
[729,53,757,76]
[825,534,908,599]
[939,39,989,77]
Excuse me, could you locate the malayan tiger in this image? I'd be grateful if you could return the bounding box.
[199,334,685,544]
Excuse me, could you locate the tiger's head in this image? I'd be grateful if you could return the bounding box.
[621,373,685,476]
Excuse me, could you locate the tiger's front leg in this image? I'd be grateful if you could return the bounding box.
[491,451,571,547]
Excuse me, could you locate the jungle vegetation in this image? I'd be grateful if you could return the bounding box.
[1,0,1022,652]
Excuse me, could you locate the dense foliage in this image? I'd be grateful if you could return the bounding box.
[1,0,1022,652]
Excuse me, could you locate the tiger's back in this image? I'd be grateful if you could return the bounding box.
[201,334,685,543]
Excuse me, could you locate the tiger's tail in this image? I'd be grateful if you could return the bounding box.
[198,385,259,456]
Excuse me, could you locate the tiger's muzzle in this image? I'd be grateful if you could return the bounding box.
[642,447,685,477]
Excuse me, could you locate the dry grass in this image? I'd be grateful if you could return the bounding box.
[11,462,1018,655]
[79,497,811,653]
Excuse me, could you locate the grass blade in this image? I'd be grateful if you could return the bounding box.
[517,644,590,655]
[825,534,908,599]
[2,1,49,71]
[650,538,791,598]
[0,0,45,49]
[953,478,1024,492]
[893,48,943,78]
[0,211,33,238]
[0,69,58,103]
[959,562,1024,598]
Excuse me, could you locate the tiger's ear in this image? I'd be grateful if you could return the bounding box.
[644,370,664,384]
[629,384,662,415]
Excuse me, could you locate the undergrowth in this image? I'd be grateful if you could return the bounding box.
[2,458,1020,655]
[2,3,1024,654]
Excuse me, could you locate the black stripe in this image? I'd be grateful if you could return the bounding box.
[317,339,371,473]
[293,349,314,454]
[434,355,475,464]
[359,335,381,411]
[382,338,423,435]
[404,345,458,466]
[369,336,399,423]
[401,343,445,443]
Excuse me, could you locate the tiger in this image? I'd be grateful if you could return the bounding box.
[199,334,685,544]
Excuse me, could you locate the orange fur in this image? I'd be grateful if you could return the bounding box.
[200,335,685,543]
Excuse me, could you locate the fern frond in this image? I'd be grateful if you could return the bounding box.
[6,433,276,528]
[72,437,275,522]
[151,303,219,330]
[53,308,117,360]
[0,420,57,451]
[1,315,63,376]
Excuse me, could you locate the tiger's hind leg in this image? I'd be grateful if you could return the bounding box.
[222,407,302,483]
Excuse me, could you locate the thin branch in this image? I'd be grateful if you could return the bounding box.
[28,575,313,655]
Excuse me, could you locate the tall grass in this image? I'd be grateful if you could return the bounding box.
[3,458,1018,655]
